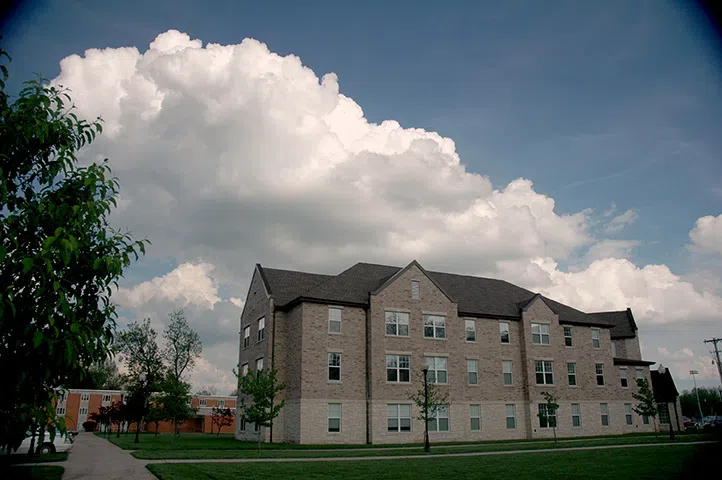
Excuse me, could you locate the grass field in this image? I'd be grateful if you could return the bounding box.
[146,444,718,480]
[0,452,68,465]
[8,466,64,480]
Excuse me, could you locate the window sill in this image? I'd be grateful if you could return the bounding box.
[328,332,343,335]
[467,383,480,387]
[423,337,447,341]
[466,340,477,344]
[327,380,342,384]
[503,384,514,387]
[385,381,412,385]
[500,342,511,345]
[326,432,342,435]
[532,343,552,347]
[385,334,410,338]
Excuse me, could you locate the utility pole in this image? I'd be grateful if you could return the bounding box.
[703,338,722,391]
[689,370,704,422]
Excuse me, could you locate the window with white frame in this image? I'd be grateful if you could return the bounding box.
[423,314,446,339]
[658,403,670,424]
[387,404,412,432]
[531,323,550,345]
[500,321,510,344]
[386,354,410,383]
[635,367,644,379]
[600,403,609,426]
[643,415,650,425]
[591,329,600,349]
[505,404,516,429]
[596,363,605,386]
[243,326,250,348]
[56,407,65,416]
[240,417,246,431]
[328,352,341,381]
[200,399,207,407]
[470,404,481,431]
[411,280,420,299]
[328,403,341,432]
[328,307,342,333]
[535,360,554,385]
[567,362,577,386]
[102,394,112,402]
[611,341,617,357]
[538,403,557,429]
[256,357,264,372]
[385,311,410,336]
[219,400,225,408]
[564,326,573,347]
[620,367,628,387]
[81,393,90,402]
[502,360,513,385]
[427,405,449,432]
[465,319,476,342]
[257,317,266,342]
[425,356,448,384]
[625,403,633,425]
[571,403,581,427]
[79,407,88,415]
[241,363,249,377]
[467,359,479,385]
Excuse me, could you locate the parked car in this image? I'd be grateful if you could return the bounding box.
[11,431,74,455]
[682,416,693,428]
[702,416,722,430]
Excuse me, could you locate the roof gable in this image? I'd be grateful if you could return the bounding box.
[371,260,455,303]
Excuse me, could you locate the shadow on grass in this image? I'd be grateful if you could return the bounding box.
[0,452,68,465]
[6,466,64,480]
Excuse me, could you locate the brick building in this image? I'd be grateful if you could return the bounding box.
[236,260,657,444]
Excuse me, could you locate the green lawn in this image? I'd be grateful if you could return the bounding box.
[146,444,719,480]
[0,452,68,465]
[7,466,64,480]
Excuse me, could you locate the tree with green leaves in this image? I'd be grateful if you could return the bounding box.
[210,406,235,435]
[680,387,721,420]
[538,391,560,443]
[156,374,197,439]
[237,366,285,451]
[409,368,449,452]
[77,357,124,390]
[0,44,148,453]
[146,402,165,436]
[633,378,659,434]
[162,309,202,382]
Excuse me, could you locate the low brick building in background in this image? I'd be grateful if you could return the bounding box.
[55,389,236,434]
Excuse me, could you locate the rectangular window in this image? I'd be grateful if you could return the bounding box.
[465,319,476,342]
[467,359,479,385]
[411,280,420,299]
[385,311,410,336]
[500,321,510,344]
[219,400,225,408]
[102,394,112,402]
[386,354,411,383]
[328,352,341,381]
[535,360,554,385]
[600,403,609,426]
[571,403,581,427]
[81,393,90,402]
[56,407,65,416]
[658,404,670,424]
[505,404,516,429]
[243,325,250,348]
[387,404,412,432]
[564,326,573,347]
[502,360,513,385]
[611,341,617,357]
[635,367,644,379]
[256,358,264,371]
[567,362,577,386]
[643,415,650,425]
[241,363,249,376]
[423,314,446,339]
[328,403,341,433]
[625,403,633,425]
[538,403,557,429]
[592,329,600,349]
[79,407,88,415]
[425,356,448,384]
[427,405,449,432]
[470,404,481,431]
[240,417,246,431]
[257,317,266,342]
[328,307,342,333]
[531,323,551,345]
[200,399,207,407]
[596,363,605,386]
[254,423,260,432]
[620,367,628,388]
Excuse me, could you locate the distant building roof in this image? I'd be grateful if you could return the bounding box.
[651,367,679,402]
[588,309,638,339]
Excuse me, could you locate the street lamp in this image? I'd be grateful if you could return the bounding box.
[690,370,704,424]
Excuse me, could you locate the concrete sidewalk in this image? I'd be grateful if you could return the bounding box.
[61,432,156,479]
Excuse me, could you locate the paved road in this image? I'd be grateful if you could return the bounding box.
[61,432,156,480]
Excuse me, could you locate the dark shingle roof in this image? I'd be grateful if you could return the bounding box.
[587,309,637,339]
[261,268,333,306]
[651,368,679,401]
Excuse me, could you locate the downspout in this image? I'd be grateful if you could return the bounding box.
[269,297,276,443]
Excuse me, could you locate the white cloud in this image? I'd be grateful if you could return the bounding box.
[689,213,722,255]
[584,239,639,263]
[604,208,638,234]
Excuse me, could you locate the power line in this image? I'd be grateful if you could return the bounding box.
[703,337,722,391]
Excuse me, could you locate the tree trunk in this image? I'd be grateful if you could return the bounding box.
[552,426,557,444]
[35,426,46,455]
[27,426,36,458]
[257,429,261,452]
[134,420,141,444]
[155,421,159,436]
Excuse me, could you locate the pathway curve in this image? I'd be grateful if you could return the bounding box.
[60,432,156,480]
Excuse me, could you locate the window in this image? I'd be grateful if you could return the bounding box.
[625,403,633,425]
[411,280,420,299]
[200,399,207,407]
[611,341,617,357]
[591,329,600,349]
[79,407,88,415]
[620,367,628,388]
[502,360,513,385]
[567,362,577,386]
[257,317,266,342]
[505,404,516,429]
[531,323,550,345]
[658,404,670,424]
[102,394,112,402]
[564,326,573,347]
[328,403,341,432]
[81,393,90,402]
[243,326,250,348]
[535,360,554,385]
[56,407,65,416]
[240,418,246,431]
[500,321,510,343]
[635,367,644,379]
[470,405,481,431]
[425,356,448,384]
[467,359,479,385]
[423,314,446,339]
[256,357,264,371]
[427,405,449,432]
[643,415,650,425]
[538,403,557,429]
[571,403,581,427]
[241,363,249,377]
[385,311,410,336]
[186,397,192,405]
[219,400,225,408]
[600,403,609,426]
[386,354,410,383]
[388,404,412,432]
[596,363,605,386]
[328,352,341,381]
[254,423,260,432]
[465,319,476,342]
[328,307,342,333]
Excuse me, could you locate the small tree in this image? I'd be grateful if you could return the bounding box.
[633,378,659,435]
[156,375,196,440]
[237,366,285,452]
[146,403,164,436]
[537,391,559,443]
[162,309,202,382]
[409,368,449,452]
[210,407,235,436]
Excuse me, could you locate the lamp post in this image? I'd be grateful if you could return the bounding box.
[690,370,704,424]
[422,367,430,453]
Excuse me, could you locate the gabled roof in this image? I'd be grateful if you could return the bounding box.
[261,267,333,306]
[587,308,637,339]
[373,260,456,304]
[651,368,679,401]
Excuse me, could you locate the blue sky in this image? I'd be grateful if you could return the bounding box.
[3,0,721,391]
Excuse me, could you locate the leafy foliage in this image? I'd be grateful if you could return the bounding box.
[162,309,202,382]
[0,44,148,452]
[210,406,235,435]
[633,378,658,419]
[154,375,197,437]
[77,357,125,390]
[409,369,449,452]
[538,391,560,442]
[237,366,285,451]
[680,387,721,419]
